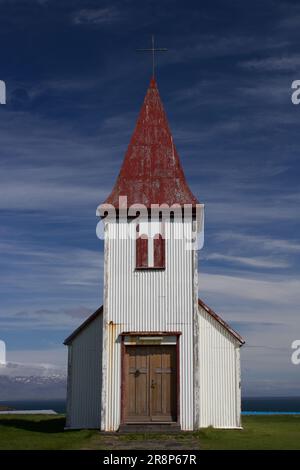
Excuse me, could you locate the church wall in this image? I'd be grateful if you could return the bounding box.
[197,305,242,428]
[66,312,103,429]
[102,219,196,431]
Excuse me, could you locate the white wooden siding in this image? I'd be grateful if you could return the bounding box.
[102,219,196,431]
[196,305,241,428]
[66,313,103,429]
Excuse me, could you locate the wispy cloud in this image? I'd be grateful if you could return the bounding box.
[6,348,66,368]
[72,7,120,25]
[0,240,103,323]
[217,232,300,253]
[1,304,98,332]
[277,3,300,31]
[199,269,300,395]
[240,55,300,71]
[0,348,67,374]
[165,35,289,64]
[199,272,300,306]
[205,253,289,269]
[0,109,129,212]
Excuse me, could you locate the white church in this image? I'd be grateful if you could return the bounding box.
[64,77,244,431]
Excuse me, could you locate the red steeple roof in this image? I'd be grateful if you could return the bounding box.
[104,77,199,208]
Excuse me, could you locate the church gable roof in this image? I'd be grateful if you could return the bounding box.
[104,78,199,209]
[198,298,244,345]
[64,300,244,346]
[63,306,103,345]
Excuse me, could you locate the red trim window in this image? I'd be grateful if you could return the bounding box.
[153,233,165,268]
[136,225,166,269]
[136,233,148,268]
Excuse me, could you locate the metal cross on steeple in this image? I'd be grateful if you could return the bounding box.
[137,35,168,78]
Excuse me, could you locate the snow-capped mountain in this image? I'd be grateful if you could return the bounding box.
[0,362,67,400]
[0,361,66,377]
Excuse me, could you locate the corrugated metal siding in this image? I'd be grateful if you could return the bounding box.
[66,313,102,428]
[103,220,195,431]
[197,305,241,428]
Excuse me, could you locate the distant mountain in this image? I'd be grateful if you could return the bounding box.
[0,374,67,400]
[0,361,67,400]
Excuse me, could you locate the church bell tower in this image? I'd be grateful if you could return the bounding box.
[97,76,203,431]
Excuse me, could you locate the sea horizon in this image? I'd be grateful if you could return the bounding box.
[1,396,300,414]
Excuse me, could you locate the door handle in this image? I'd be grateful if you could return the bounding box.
[151,379,156,389]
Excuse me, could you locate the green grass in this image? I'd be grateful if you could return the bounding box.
[0,415,95,450]
[197,415,300,450]
[0,415,299,450]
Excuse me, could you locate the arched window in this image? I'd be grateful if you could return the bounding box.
[136,225,166,269]
[136,234,148,268]
[154,233,165,268]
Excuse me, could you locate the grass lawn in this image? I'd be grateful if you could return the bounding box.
[0,415,299,450]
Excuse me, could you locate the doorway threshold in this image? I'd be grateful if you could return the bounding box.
[118,423,181,433]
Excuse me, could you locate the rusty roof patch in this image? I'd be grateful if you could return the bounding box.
[104,77,199,209]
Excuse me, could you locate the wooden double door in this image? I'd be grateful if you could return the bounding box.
[124,345,177,423]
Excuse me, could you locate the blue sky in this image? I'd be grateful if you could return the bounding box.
[0,0,300,396]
